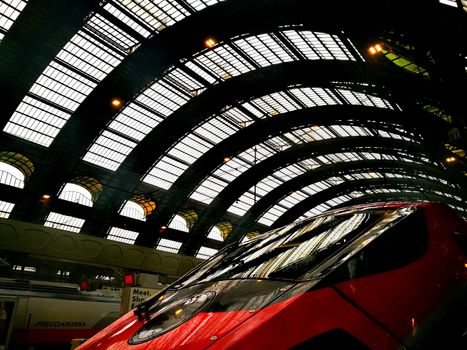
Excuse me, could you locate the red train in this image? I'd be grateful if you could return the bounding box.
[77,202,467,350]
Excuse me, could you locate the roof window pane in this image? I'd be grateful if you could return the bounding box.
[119,200,146,221]
[58,183,93,207]
[0,0,28,43]
[0,200,15,218]
[107,226,139,244]
[196,246,218,260]
[156,238,182,254]
[168,214,189,232]
[0,162,25,188]
[44,212,85,233]
[207,226,223,241]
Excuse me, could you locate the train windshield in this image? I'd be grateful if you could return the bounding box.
[180,207,411,285]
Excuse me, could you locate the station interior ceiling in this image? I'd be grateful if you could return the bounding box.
[0,0,466,284]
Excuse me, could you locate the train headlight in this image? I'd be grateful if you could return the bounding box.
[129,291,215,344]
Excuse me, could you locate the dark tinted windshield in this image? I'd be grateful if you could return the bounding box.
[180,207,413,284]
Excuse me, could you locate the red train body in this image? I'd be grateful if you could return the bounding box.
[77,202,467,350]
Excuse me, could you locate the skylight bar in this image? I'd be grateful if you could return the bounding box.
[214,158,249,182]
[104,2,152,38]
[86,13,139,52]
[250,91,301,117]
[4,96,70,147]
[190,176,228,204]
[29,61,97,112]
[258,206,288,226]
[196,246,218,260]
[186,0,222,11]
[194,45,254,81]
[169,134,211,163]
[44,212,85,233]
[108,103,163,141]
[57,31,124,81]
[184,61,218,84]
[207,227,223,241]
[0,0,27,41]
[281,30,320,60]
[83,131,137,170]
[165,68,206,95]
[241,102,267,118]
[116,0,189,31]
[0,200,14,219]
[156,238,182,254]
[194,116,239,144]
[221,107,254,126]
[143,156,189,189]
[136,80,190,116]
[107,227,139,244]
[316,33,353,60]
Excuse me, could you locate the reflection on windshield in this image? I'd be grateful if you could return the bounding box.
[180,211,388,284]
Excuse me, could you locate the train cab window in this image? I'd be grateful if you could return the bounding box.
[326,209,428,283]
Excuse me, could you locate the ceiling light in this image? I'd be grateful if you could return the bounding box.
[204,37,217,48]
[368,44,383,55]
[223,157,231,163]
[111,98,122,108]
[445,156,456,163]
[42,194,51,200]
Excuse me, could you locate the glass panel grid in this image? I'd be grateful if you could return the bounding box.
[143,155,189,189]
[83,130,137,171]
[57,30,124,81]
[4,96,70,147]
[44,212,85,233]
[0,200,15,218]
[58,183,93,207]
[107,226,139,244]
[0,162,25,188]
[119,200,146,221]
[207,226,223,241]
[196,246,218,260]
[156,238,182,253]
[0,0,28,40]
[29,61,97,112]
[104,2,152,38]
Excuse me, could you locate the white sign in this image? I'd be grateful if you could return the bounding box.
[122,287,160,312]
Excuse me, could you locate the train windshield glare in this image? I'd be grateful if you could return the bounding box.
[181,208,407,285]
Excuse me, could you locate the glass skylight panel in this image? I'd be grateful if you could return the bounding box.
[439,0,458,7]
[0,162,24,188]
[58,183,93,207]
[4,96,70,146]
[104,2,152,38]
[222,107,254,126]
[190,177,228,203]
[156,238,182,254]
[184,61,218,84]
[116,0,190,32]
[44,212,85,233]
[0,200,14,219]
[165,68,206,96]
[119,200,146,221]
[194,45,255,80]
[137,79,191,116]
[249,91,302,116]
[83,130,137,171]
[57,30,124,81]
[168,214,189,232]
[87,13,140,51]
[337,89,393,110]
[196,246,218,260]
[185,0,222,11]
[107,227,139,244]
[234,33,296,66]
[29,61,97,111]
[108,103,163,142]
[289,87,340,107]
[207,226,223,241]
[0,0,28,42]
[144,156,188,189]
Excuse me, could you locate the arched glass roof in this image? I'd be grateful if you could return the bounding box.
[0,0,28,42]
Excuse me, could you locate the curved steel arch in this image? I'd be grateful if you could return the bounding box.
[142,136,430,247]
[272,177,461,229]
[220,160,453,244]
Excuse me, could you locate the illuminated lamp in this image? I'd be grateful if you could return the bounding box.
[445,156,456,163]
[368,44,383,55]
[124,273,135,286]
[223,157,231,163]
[42,194,51,200]
[204,37,217,48]
[111,98,122,108]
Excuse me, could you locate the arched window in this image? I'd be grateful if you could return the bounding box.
[168,214,189,232]
[58,177,103,207]
[0,152,34,188]
[120,200,146,221]
[119,195,156,221]
[207,226,223,241]
[58,183,94,206]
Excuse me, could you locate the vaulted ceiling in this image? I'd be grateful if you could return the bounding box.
[0,0,465,259]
